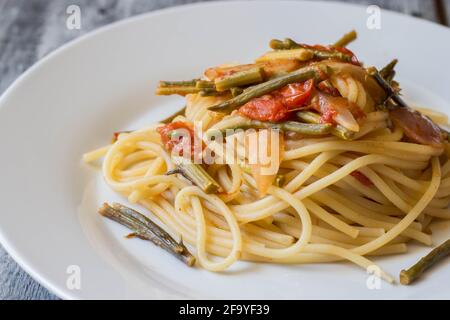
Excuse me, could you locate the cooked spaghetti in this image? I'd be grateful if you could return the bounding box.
[83,31,450,283]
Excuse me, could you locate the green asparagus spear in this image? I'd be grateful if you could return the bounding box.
[296,111,355,140]
[370,67,449,143]
[269,38,300,50]
[208,65,328,114]
[379,59,401,94]
[215,67,265,92]
[312,50,353,63]
[230,87,244,97]
[159,79,199,87]
[196,80,229,96]
[367,66,408,109]
[195,80,215,89]
[256,48,314,62]
[161,106,187,124]
[99,203,195,266]
[260,121,332,135]
[169,158,221,194]
[333,30,357,48]
[199,88,226,97]
[400,239,450,285]
[157,79,220,96]
[268,38,353,62]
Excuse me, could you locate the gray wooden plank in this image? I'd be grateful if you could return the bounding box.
[0,0,49,92]
[0,250,58,300]
[1,0,217,301]
[0,0,443,300]
[37,0,210,58]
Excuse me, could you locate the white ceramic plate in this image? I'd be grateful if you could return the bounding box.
[1,1,450,300]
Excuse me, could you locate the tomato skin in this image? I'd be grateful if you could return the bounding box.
[334,47,361,66]
[334,46,360,65]
[157,121,195,155]
[350,171,374,187]
[238,79,314,122]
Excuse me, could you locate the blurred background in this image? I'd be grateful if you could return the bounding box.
[0,0,449,300]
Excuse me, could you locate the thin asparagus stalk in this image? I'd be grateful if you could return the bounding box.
[99,203,195,267]
[379,59,400,94]
[370,67,450,143]
[157,79,221,96]
[231,87,244,97]
[208,65,328,113]
[206,116,331,136]
[296,111,355,140]
[268,38,353,62]
[256,120,332,135]
[195,80,215,89]
[312,50,353,62]
[256,49,314,63]
[161,106,187,124]
[196,81,226,96]
[199,88,225,97]
[155,86,200,96]
[170,158,221,194]
[215,67,265,92]
[379,59,398,83]
[159,79,199,87]
[400,239,450,285]
[333,30,357,47]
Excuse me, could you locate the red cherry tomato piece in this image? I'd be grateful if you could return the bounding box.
[238,79,314,122]
[278,79,314,109]
[238,95,289,122]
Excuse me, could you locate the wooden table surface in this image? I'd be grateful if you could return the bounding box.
[0,0,449,300]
